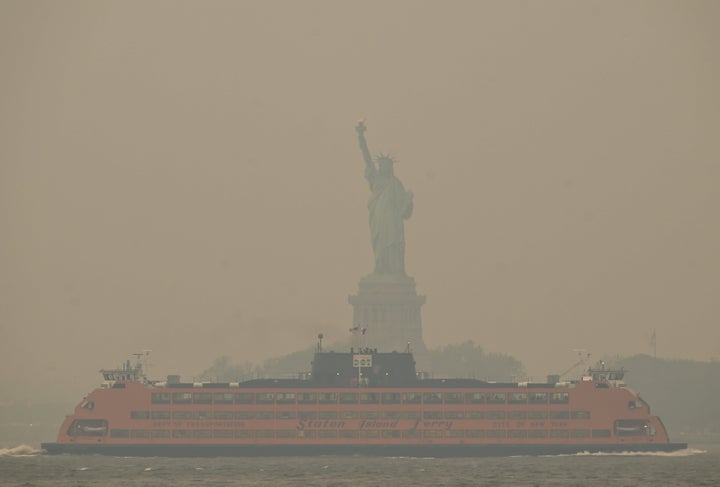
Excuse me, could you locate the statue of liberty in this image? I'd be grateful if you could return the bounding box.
[356,120,414,276]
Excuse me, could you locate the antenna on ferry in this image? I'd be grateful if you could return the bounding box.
[132,350,152,379]
[558,349,591,378]
[317,333,324,352]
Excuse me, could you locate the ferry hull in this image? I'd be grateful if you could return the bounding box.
[41,442,688,457]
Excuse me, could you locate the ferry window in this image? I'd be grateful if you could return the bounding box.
[467,411,484,419]
[318,392,337,404]
[318,430,338,438]
[508,411,526,420]
[173,411,193,419]
[341,411,358,419]
[508,430,527,438]
[508,393,527,404]
[487,393,506,404]
[214,393,234,404]
[423,392,442,404]
[550,392,569,404]
[151,392,170,404]
[173,430,192,438]
[592,429,612,438]
[299,411,317,420]
[445,411,464,419]
[528,411,548,419]
[466,392,485,404]
[256,411,274,420]
[486,411,505,419]
[152,430,170,438]
[340,393,358,404]
[318,411,338,420]
[151,411,170,419]
[528,393,547,404]
[110,429,130,437]
[359,393,379,404]
[402,392,422,404]
[277,411,297,420]
[214,430,234,438]
[277,393,296,404]
[359,411,378,419]
[528,429,547,438]
[256,393,274,404]
[466,430,484,437]
[447,430,464,438]
[130,430,150,438]
[193,430,212,438]
[382,411,401,419]
[67,420,108,437]
[276,430,298,438]
[298,393,317,404]
[550,429,569,438]
[382,393,401,404]
[130,411,150,419]
[298,430,316,438]
[360,430,380,438]
[255,430,274,438]
[570,411,590,420]
[172,392,192,404]
[549,411,569,419]
[214,411,234,420]
[444,392,463,404]
[235,411,254,419]
[614,419,654,437]
[382,430,402,438]
[193,411,212,420]
[402,430,421,438]
[193,393,212,404]
[235,430,254,438]
[234,393,254,404]
[402,411,421,419]
[486,430,506,438]
[340,430,359,438]
[571,429,590,438]
[423,430,443,438]
[424,411,442,419]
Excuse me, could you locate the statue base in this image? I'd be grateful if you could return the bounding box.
[348,273,427,354]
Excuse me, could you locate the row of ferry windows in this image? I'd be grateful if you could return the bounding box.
[131,410,591,420]
[110,428,610,439]
[150,391,569,405]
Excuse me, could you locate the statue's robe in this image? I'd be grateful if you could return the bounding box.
[365,166,413,276]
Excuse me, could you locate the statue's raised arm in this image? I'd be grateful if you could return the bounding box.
[356,120,377,191]
[356,120,373,169]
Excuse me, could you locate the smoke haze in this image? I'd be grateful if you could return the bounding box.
[1,1,718,403]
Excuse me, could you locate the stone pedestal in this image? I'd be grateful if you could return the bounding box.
[348,274,427,354]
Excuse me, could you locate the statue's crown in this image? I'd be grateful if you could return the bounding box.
[374,153,397,164]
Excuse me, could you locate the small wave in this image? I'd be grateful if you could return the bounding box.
[572,448,707,457]
[0,445,42,457]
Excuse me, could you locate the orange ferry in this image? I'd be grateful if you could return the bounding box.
[42,345,686,456]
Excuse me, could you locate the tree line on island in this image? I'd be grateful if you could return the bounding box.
[197,341,524,384]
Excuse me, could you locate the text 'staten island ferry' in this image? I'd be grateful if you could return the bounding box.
[42,340,686,457]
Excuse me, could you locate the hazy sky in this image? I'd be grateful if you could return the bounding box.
[1,1,718,403]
